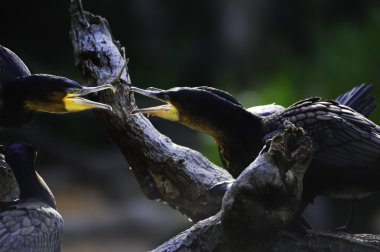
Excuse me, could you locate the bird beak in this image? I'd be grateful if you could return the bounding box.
[129,86,179,121]
[64,84,115,112]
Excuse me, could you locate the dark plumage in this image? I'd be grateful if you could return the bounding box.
[130,85,380,209]
[0,45,114,127]
[0,143,63,251]
[0,148,18,201]
[264,97,380,200]
[335,84,377,117]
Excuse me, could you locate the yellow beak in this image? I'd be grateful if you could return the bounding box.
[129,86,179,121]
[64,84,115,112]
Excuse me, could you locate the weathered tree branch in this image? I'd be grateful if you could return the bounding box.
[153,123,314,251]
[69,0,380,251]
[69,0,233,222]
[154,126,380,252]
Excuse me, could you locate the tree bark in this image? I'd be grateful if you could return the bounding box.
[69,0,380,251]
[69,0,233,222]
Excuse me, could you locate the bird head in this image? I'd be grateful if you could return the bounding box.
[3,142,37,184]
[4,142,38,174]
[130,86,245,136]
[3,74,114,114]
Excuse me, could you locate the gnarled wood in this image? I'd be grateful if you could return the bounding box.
[69,0,233,222]
[69,1,380,251]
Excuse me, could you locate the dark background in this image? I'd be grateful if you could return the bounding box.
[2,0,380,251]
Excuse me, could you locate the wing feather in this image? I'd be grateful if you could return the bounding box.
[266,98,380,167]
[0,201,63,251]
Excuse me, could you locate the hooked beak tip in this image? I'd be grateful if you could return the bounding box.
[97,84,115,94]
[103,105,113,112]
[108,85,116,94]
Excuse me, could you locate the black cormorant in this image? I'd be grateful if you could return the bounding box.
[0,45,114,127]
[130,85,380,209]
[131,84,376,175]
[0,143,63,251]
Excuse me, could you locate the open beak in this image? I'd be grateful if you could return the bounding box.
[129,86,179,121]
[64,84,115,112]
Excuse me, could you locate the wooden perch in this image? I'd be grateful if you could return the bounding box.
[69,0,233,222]
[152,123,315,251]
[69,0,380,251]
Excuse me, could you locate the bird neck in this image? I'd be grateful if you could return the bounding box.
[12,163,56,209]
[0,79,35,127]
[211,109,264,177]
[179,102,265,177]
[186,102,264,139]
[207,104,263,140]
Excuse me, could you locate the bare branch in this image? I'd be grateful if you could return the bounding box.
[69,1,380,251]
[69,0,233,221]
[155,122,314,251]
[154,126,380,251]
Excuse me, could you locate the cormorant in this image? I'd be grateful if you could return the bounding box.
[0,45,114,127]
[130,85,380,209]
[0,143,63,251]
[130,84,376,175]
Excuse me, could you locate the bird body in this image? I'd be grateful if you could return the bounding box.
[130,85,380,204]
[0,143,63,251]
[0,45,114,127]
[0,201,63,252]
[263,97,380,201]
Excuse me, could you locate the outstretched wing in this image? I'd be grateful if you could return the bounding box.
[268,98,380,167]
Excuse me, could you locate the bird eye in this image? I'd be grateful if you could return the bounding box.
[155,92,170,102]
